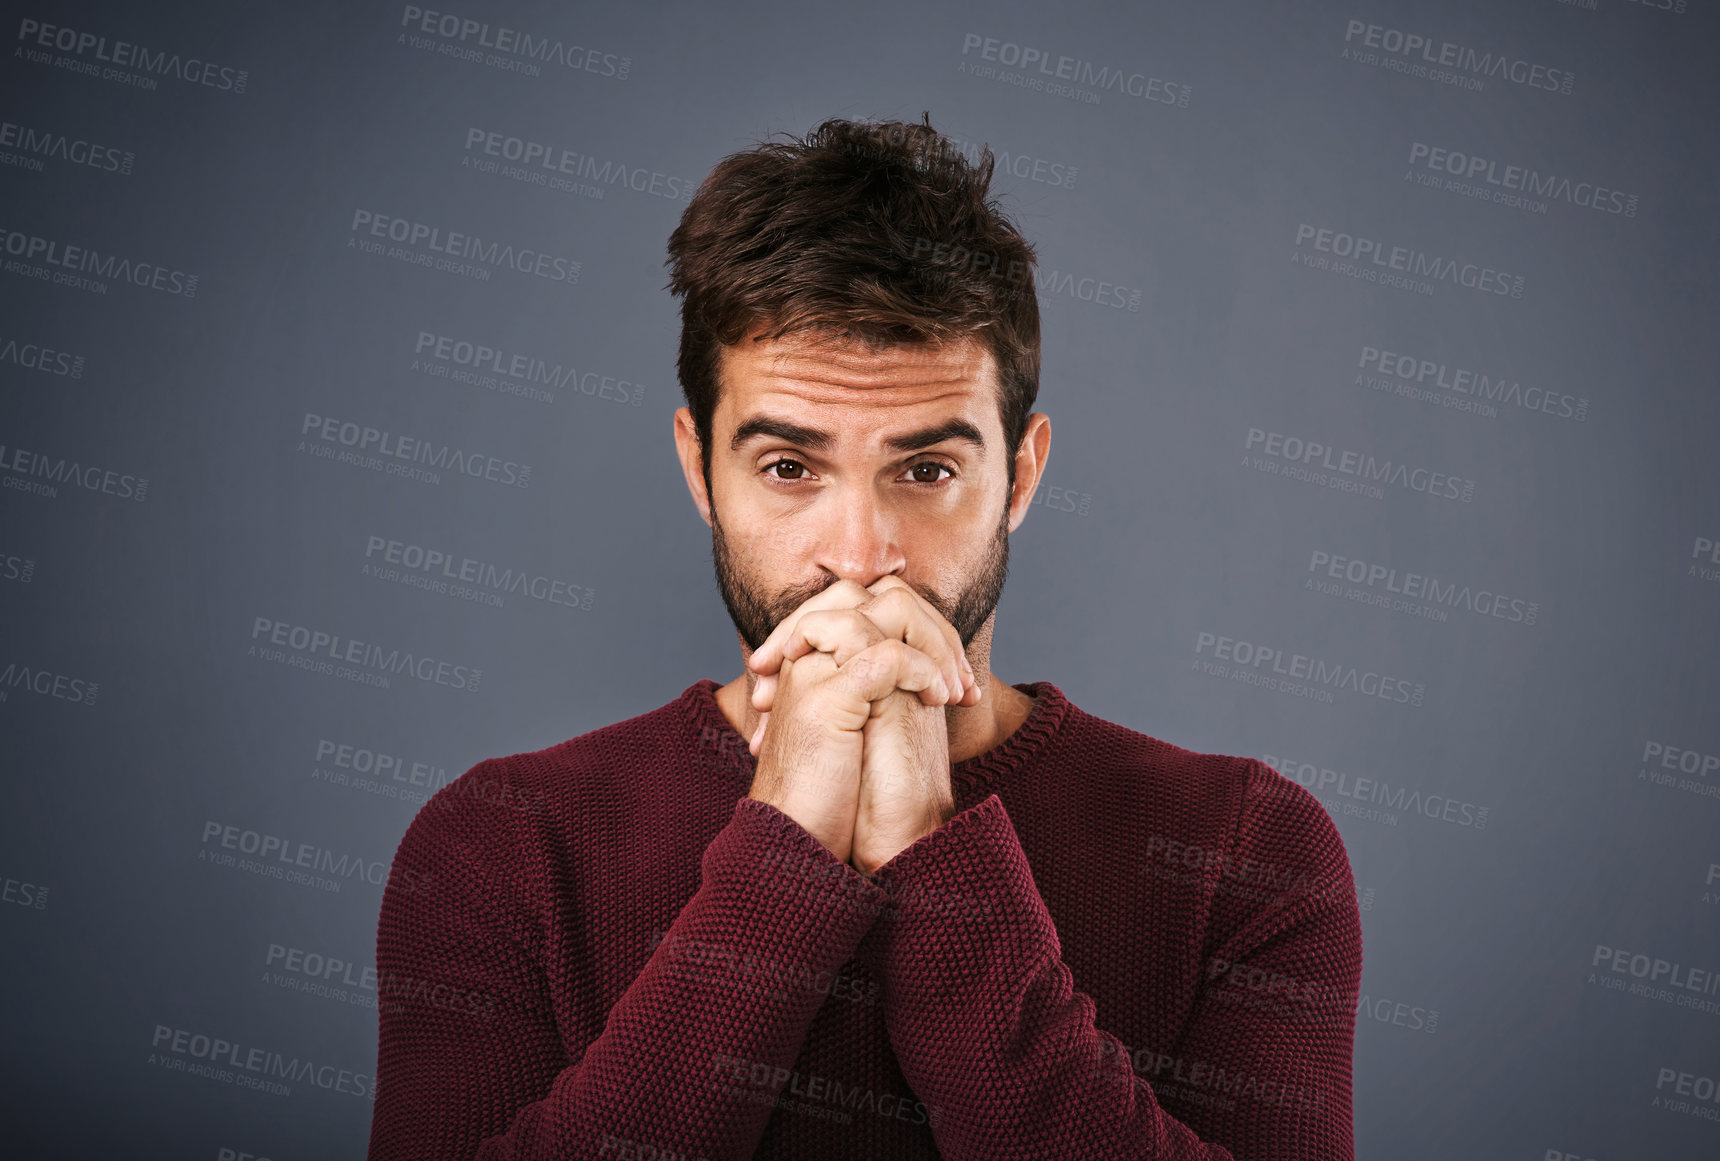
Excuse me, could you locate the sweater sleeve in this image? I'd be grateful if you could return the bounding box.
[854,785,1363,1160]
[367,771,893,1161]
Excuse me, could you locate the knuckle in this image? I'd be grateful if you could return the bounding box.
[846,647,883,681]
[831,578,870,602]
[849,641,894,679]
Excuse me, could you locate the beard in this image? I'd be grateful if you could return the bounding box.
[710,496,1011,655]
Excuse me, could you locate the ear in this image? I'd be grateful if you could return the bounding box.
[1006,412,1052,532]
[673,407,713,527]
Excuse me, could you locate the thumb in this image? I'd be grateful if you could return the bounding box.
[748,710,769,757]
[751,672,777,711]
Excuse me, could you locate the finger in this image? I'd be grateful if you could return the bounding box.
[866,577,971,700]
[779,608,888,669]
[750,671,776,712]
[748,709,769,757]
[863,580,973,706]
[747,578,873,675]
[833,639,948,708]
[757,608,886,713]
[753,647,836,719]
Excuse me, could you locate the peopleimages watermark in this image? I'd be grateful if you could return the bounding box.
[1690,536,1720,585]
[298,411,531,489]
[0,439,148,501]
[1138,833,1338,909]
[262,942,499,1019]
[709,1053,940,1127]
[1244,427,1476,503]
[363,533,594,612]
[1651,1065,1720,1122]
[397,6,630,79]
[1209,958,1437,1036]
[647,928,880,1008]
[750,842,992,927]
[311,737,453,806]
[1292,223,1524,299]
[1405,142,1638,218]
[148,1024,371,1100]
[347,209,579,285]
[412,330,645,407]
[1028,478,1094,517]
[461,128,693,203]
[15,17,249,93]
[958,32,1191,109]
[0,333,85,377]
[1355,991,1440,1034]
[0,225,197,297]
[906,235,1142,313]
[0,117,134,176]
[0,551,36,584]
[2,873,48,910]
[1261,753,1489,830]
[1090,1037,1325,1113]
[248,616,483,692]
[946,133,1077,191]
[199,819,431,897]
[1356,344,1587,423]
[597,1134,709,1160]
[1305,549,1539,628]
[1339,19,1575,96]
[1192,630,1427,707]
[1589,943,1720,1018]
[0,660,99,707]
[1202,956,1366,1030]
[263,942,378,1011]
[1636,740,1720,803]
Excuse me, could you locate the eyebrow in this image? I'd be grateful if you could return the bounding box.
[729,415,987,457]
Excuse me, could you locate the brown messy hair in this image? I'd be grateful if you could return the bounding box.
[664,113,1040,498]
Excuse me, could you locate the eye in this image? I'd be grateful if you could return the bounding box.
[763,458,811,481]
[759,459,957,485]
[906,461,956,484]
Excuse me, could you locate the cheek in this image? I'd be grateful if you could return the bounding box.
[900,546,966,594]
[764,524,824,566]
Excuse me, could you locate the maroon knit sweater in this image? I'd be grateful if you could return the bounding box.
[368,678,1362,1160]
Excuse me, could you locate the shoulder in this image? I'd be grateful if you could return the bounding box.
[1051,691,1353,904]
[396,679,710,859]
[1044,690,1265,825]
[380,681,715,948]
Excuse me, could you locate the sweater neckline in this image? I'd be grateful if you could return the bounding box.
[683,676,1071,795]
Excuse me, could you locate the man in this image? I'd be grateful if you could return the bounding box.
[368,115,1362,1160]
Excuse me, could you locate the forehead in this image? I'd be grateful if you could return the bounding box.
[718,330,997,417]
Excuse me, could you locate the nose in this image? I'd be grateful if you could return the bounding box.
[811,487,906,590]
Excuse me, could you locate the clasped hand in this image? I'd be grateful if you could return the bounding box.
[743,576,981,876]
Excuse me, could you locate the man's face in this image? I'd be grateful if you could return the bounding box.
[697,330,1024,654]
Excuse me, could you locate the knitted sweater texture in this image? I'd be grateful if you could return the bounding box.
[368,678,1362,1160]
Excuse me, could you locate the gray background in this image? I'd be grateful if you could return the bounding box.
[3,0,1717,1157]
